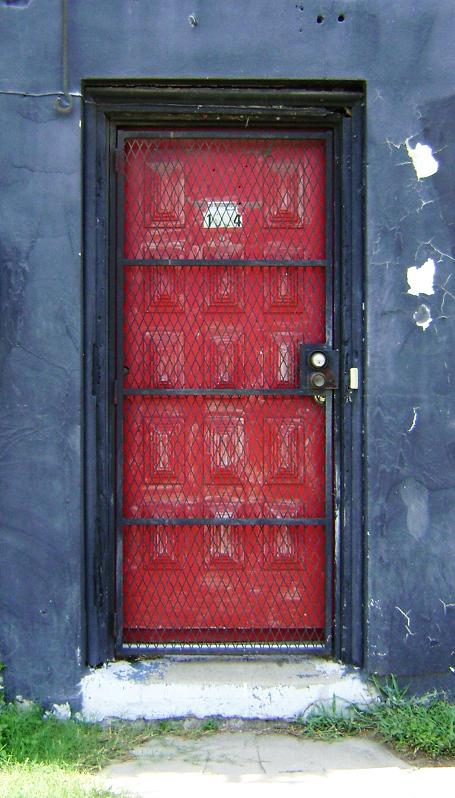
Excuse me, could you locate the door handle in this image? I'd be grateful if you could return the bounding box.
[299,345,339,393]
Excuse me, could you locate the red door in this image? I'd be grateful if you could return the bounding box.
[119,133,330,647]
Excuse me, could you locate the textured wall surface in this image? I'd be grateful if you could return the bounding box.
[1,0,455,703]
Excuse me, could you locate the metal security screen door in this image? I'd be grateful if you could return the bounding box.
[116,130,334,652]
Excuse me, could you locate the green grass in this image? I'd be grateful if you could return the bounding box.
[0,704,153,770]
[143,717,221,738]
[0,700,222,797]
[294,677,455,759]
[0,703,153,798]
[0,764,115,798]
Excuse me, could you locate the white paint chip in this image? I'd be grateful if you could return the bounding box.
[51,702,71,721]
[406,140,438,179]
[407,258,435,296]
[413,303,432,331]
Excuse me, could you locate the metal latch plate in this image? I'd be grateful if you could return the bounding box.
[299,345,339,393]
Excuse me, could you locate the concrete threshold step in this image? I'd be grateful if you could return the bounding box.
[80,657,374,721]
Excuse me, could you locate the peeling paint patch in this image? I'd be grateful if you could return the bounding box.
[406,140,438,179]
[407,258,435,296]
[413,303,432,330]
[80,659,375,721]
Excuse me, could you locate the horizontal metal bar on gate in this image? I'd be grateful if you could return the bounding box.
[123,388,314,397]
[120,517,327,526]
[120,129,333,141]
[120,643,327,654]
[120,259,328,268]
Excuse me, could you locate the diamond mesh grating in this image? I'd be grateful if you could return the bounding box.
[123,138,326,262]
[123,524,326,644]
[123,264,325,391]
[123,394,325,520]
[119,135,329,647]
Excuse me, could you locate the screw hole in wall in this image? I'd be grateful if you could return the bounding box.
[338,14,345,22]
[316,15,324,24]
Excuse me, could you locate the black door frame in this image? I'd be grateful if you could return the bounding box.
[82,79,365,667]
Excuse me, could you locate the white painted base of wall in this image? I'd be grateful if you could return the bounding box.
[80,658,375,722]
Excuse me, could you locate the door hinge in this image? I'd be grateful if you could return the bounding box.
[114,147,125,174]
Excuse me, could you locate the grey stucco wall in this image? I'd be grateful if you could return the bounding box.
[1,0,455,703]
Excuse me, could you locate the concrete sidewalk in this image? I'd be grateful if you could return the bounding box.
[101,727,455,798]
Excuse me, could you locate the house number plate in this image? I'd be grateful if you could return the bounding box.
[203,201,242,228]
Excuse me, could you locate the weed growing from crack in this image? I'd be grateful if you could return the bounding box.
[293,676,455,758]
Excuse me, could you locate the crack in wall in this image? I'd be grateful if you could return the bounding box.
[407,406,419,433]
[395,606,416,640]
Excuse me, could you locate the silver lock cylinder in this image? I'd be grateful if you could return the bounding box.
[309,350,327,369]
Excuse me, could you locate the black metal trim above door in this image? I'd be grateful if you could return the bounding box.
[82,79,365,667]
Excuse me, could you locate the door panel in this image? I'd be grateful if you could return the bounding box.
[118,134,331,648]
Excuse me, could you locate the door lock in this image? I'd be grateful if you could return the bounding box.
[299,345,339,394]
